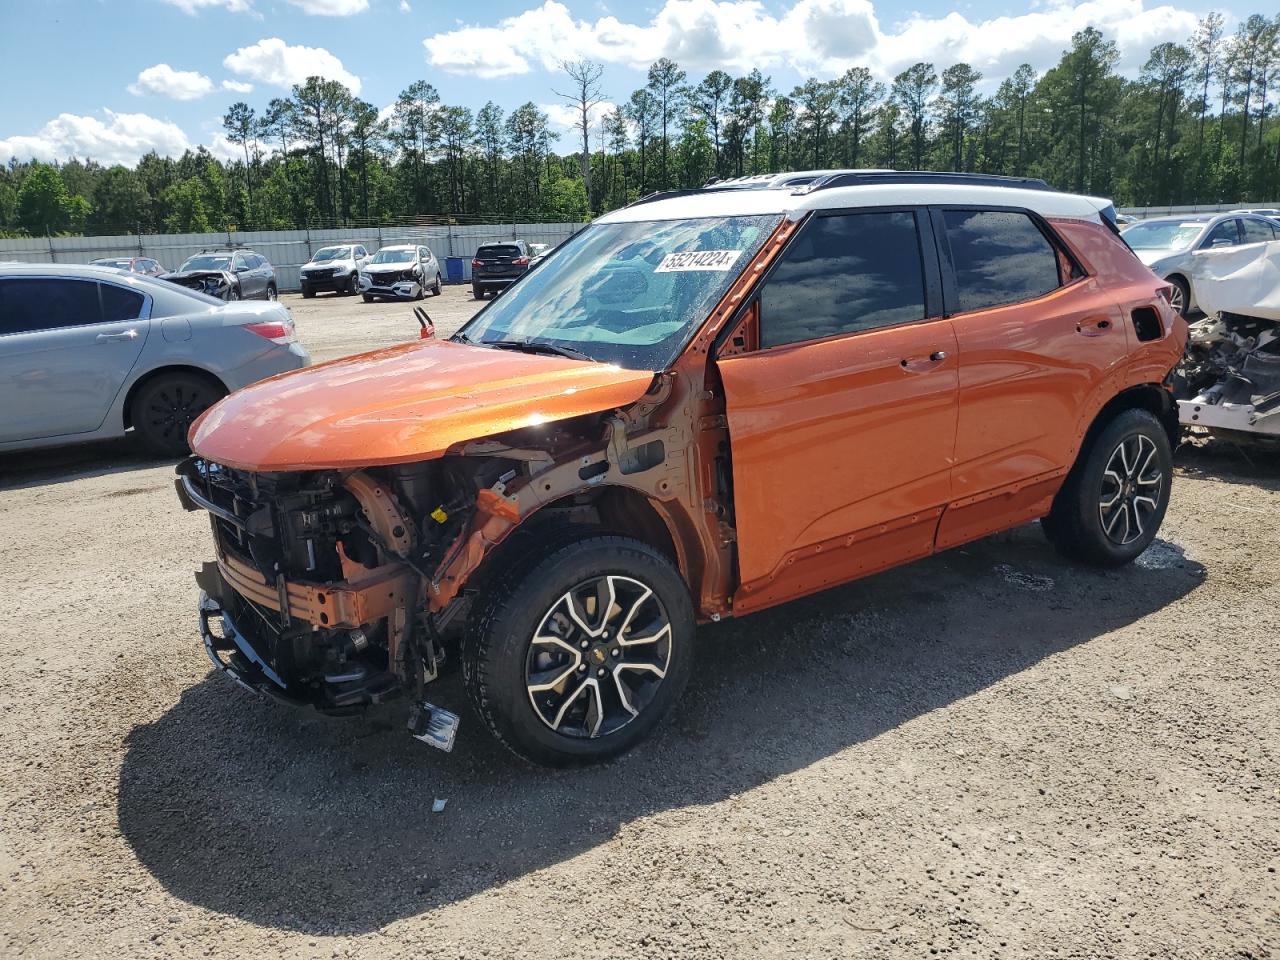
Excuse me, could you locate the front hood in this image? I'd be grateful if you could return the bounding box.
[163,269,232,283]
[190,338,657,472]
[1133,249,1178,268]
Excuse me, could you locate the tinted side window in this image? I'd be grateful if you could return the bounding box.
[1242,218,1275,243]
[759,211,926,348]
[0,278,102,335]
[1204,220,1240,247]
[944,210,1062,313]
[100,283,145,322]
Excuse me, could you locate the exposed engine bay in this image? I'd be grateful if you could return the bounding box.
[1175,239,1280,443]
[161,269,235,300]
[174,370,723,750]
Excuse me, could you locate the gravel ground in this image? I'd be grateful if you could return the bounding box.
[1,289,1277,959]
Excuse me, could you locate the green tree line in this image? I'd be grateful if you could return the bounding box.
[2,13,1278,238]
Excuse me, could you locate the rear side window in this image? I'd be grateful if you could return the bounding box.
[0,278,102,335]
[944,210,1062,313]
[100,283,145,322]
[1242,218,1276,243]
[759,211,927,348]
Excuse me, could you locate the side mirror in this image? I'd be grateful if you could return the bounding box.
[1210,238,1233,248]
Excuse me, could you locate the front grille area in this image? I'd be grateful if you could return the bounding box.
[369,272,400,286]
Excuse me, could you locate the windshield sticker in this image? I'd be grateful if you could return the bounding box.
[655,249,743,273]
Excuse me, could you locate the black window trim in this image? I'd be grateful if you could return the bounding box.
[712,204,946,357]
[0,274,154,338]
[930,204,1086,319]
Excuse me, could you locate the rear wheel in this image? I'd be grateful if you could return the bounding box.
[432,273,443,296]
[472,284,484,300]
[301,286,315,299]
[362,293,375,303]
[266,283,278,301]
[130,371,226,457]
[463,535,695,766]
[1042,408,1172,567]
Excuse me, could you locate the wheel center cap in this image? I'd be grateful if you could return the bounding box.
[589,647,607,666]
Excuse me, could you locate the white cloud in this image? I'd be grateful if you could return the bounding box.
[128,63,216,100]
[223,37,362,93]
[399,0,411,10]
[161,0,256,13]
[424,0,1200,80]
[285,0,369,15]
[541,100,618,136]
[0,110,192,166]
[222,79,255,93]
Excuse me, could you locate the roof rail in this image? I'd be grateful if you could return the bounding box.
[797,171,1053,194]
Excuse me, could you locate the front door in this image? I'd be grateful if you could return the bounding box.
[0,277,150,443]
[717,209,959,614]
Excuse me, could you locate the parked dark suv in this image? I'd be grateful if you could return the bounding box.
[471,240,533,299]
[162,248,278,302]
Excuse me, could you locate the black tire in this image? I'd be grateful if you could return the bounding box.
[432,273,442,296]
[362,294,375,303]
[1165,274,1190,317]
[462,535,695,766]
[346,273,359,295]
[472,284,484,300]
[1042,408,1172,567]
[227,286,240,302]
[301,286,315,299]
[129,371,226,458]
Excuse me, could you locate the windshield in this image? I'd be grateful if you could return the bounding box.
[371,248,413,264]
[457,214,781,369]
[312,246,350,262]
[1122,220,1206,251]
[93,258,132,269]
[180,255,232,271]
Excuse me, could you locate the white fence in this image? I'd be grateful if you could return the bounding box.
[0,222,585,292]
[1118,201,1280,218]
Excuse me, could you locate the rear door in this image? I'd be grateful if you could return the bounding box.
[717,208,958,612]
[0,277,151,442]
[933,207,1130,547]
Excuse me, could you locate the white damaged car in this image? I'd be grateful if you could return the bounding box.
[359,244,442,303]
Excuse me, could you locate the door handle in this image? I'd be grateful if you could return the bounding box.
[96,329,139,343]
[900,350,949,371]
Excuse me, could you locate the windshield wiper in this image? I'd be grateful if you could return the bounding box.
[484,338,591,361]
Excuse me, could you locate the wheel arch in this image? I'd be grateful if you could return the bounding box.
[1080,383,1179,463]
[122,364,229,430]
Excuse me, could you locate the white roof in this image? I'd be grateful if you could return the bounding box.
[597,182,1113,225]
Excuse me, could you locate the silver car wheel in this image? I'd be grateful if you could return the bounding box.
[1098,434,1163,546]
[525,574,673,740]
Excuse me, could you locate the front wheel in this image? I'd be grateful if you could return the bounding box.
[362,293,375,303]
[462,535,695,766]
[266,283,278,301]
[346,273,359,295]
[1042,408,1172,567]
[227,286,240,302]
[1165,275,1190,317]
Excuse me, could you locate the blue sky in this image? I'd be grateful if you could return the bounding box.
[0,0,1227,166]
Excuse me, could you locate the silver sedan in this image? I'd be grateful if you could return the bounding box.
[1122,212,1280,315]
[0,263,309,457]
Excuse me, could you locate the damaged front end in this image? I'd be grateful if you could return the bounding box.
[1173,312,1280,443]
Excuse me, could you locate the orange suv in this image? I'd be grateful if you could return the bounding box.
[176,171,1187,765]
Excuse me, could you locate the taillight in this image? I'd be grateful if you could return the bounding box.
[471,258,483,268]
[513,256,530,266]
[243,320,295,344]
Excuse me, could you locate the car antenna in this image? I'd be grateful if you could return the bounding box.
[413,306,436,340]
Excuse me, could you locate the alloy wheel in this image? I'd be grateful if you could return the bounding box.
[525,575,674,739]
[1098,434,1164,545]
[1167,283,1185,315]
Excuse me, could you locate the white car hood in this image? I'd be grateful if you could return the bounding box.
[1133,248,1175,267]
